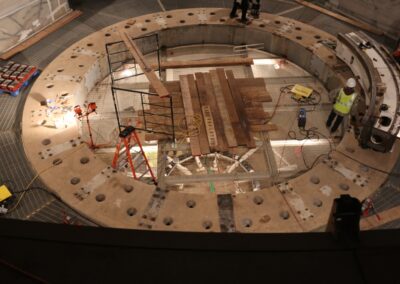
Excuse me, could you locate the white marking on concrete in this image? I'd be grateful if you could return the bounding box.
[278,183,314,220]
[326,158,369,187]
[39,137,83,159]
[74,166,115,200]
[319,185,332,197]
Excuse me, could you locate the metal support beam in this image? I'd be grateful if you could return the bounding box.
[164,172,271,185]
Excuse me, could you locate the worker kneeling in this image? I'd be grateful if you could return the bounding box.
[326,78,357,133]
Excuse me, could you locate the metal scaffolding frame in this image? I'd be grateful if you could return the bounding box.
[105,33,175,141]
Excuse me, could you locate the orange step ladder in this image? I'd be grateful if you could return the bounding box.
[112,126,157,185]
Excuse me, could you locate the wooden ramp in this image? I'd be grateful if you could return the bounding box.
[143,68,277,156]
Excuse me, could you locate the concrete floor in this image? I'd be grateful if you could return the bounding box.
[1,0,399,227]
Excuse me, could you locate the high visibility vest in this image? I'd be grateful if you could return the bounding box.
[333,88,356,115]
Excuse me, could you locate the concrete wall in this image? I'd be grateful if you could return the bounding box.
[0,0,71,53]
[318,0,400,40]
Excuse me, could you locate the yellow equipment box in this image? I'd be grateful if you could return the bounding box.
[0,184,12,202]
[291,84,313,98]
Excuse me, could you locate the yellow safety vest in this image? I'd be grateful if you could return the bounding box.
[333,88,356,115]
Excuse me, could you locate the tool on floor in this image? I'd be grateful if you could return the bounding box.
[291,84,313,100]
[298,108,307,129]
[112,126,157,185]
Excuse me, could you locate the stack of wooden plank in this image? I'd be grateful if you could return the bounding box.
[141,68,277,156]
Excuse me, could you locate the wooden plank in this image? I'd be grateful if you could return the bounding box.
[216,68,248,146]
[151,57,254,70]
[198,72,229,152]
[245,106,270,120]
[187,74,210,155]
[119,31,169,98]
[235,78,266,88]
[209,70,238,148]
[179,75,202,156]
[195,73,219,151]
[240,86,272,102]
[295,0,384,36]
[225,70,256,148]
[1,10,83,60]
[250,124,278,132]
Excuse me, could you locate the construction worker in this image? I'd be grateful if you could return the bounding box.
[230,0,250,24]
[326,78,357,133]
[250,0,261,18]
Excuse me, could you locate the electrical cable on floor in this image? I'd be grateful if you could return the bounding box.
[335,149,400,177]
[274,84,335,171]
[5,144,86,215]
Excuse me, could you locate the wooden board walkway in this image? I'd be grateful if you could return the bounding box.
[143,68,277,155]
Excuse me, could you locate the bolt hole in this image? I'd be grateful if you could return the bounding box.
[186,200,196,208]
[163,217,173,226]
[259,24,265,28]
[141,28,147,31]
[295,27,301,30]
[202,220,212,230]
[145,19,151,23]
[123,185,134,193]
[57,69,64,73]
[166,15,172,18]
[127,207,137,216]
[96,194,106,202]
[253,196,264,205]
[314,35,321,39]
[124,25,130,29]
[180,20,186,23]
[296,36,302,40]
[371,134,383,145]
[280,211,290,220]
[275,20,281,24]
[310,176,320,185]
[313,199,323,207]
[87,43,93,47]
[379,116,392,127]
[46,84,54,89]
[242,218,253,228]
[188,12,194,16]
[105,33,111,37]
[78,64,84,68]
[52,158,62,166]
[210,12,215,15]
[71,55,78,59]
[70,177,80,185]
[80,157,90,164]
[220,18,226,22]
[42,139,51,145]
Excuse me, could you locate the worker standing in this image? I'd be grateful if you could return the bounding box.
[230,0,250,24]
[250,0,261,18]
[326,78,357,133]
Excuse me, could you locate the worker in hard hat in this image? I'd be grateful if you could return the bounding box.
[326,78,357,133]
